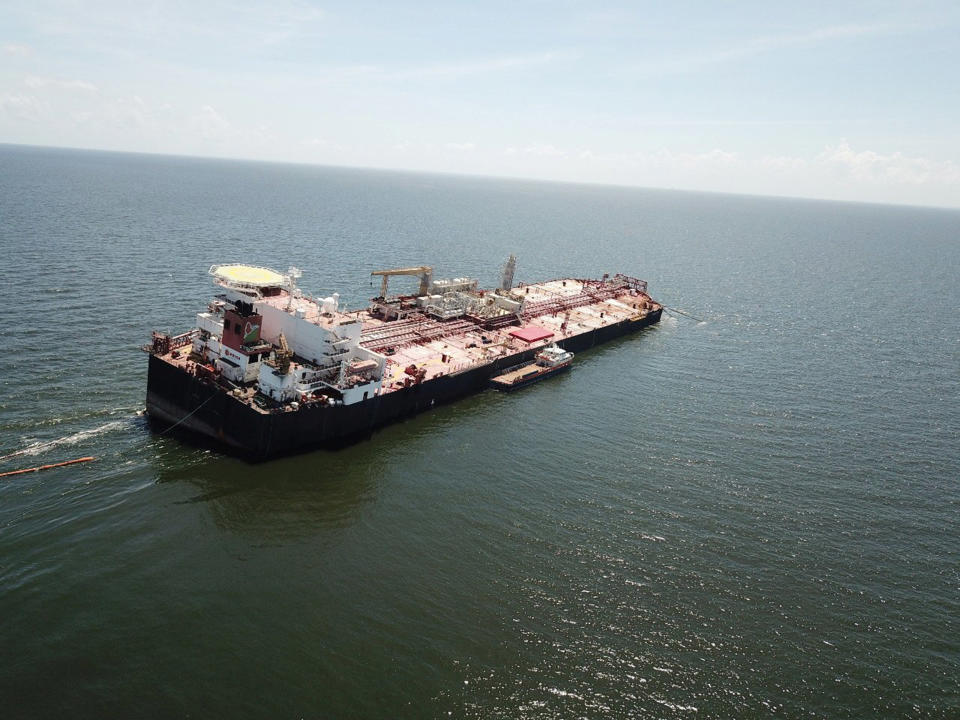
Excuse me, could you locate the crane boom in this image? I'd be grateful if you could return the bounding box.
[370,266,433,297]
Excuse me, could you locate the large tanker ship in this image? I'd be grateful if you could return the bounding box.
[145,258,662,459]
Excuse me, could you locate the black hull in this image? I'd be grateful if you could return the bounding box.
[146,308,661,460]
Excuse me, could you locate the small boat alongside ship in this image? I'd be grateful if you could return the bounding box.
[490,344,574,391]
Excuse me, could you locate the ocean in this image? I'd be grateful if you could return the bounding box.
[1,144,957,718]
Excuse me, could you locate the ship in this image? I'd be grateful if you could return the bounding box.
[490,343,574,391]
[145,257,662,459]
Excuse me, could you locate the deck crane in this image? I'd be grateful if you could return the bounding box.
[265,331,293,375]
[370,266,433,299]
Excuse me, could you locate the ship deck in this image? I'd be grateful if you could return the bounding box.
[367,278,657,395]
[152,277,659,407]
[491,363,542,385]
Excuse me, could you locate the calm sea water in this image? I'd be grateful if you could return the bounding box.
[1,144,958,718]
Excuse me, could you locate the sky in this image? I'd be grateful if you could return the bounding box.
[2,0,960,208]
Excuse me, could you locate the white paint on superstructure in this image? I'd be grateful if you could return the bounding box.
[196,312,223,336]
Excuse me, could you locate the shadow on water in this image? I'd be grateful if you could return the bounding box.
[148,435,393,540]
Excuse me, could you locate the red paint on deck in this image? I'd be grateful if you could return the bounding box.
[509,326,554,344]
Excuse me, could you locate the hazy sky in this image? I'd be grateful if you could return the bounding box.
[3,1,959,207]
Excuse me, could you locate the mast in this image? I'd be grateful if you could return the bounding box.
[499,254,516,291]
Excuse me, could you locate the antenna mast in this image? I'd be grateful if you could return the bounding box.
[286,266,302,310]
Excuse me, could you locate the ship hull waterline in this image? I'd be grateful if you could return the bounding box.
[146,308,661,460]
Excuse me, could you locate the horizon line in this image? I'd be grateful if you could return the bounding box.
[3,140,958,214]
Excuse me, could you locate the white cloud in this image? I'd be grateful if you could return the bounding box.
[503,144,738,171]
[445,142,475,151]
[302,52,575,86]
[518,144,567,157]
[2,43,31,56]
[107,94,149,130]
[656,148,738,169]
[24,75,98,92]
[761,154,808,172]
[240,0,325,45]
[387,52,577,80]
[754,22,905,51]
[486,140,959,206]
[817,141,960,186]
[193,105,232,141]
[0,93,43,120]
[631,22,917,75]
[301,136,345,153]
[13,0,326,49]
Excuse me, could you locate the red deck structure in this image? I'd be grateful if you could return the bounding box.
[509,326,555,344]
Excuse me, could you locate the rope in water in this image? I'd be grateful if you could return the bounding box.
[663,306,705,323]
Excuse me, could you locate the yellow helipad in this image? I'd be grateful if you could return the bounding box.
[210,264,286,287]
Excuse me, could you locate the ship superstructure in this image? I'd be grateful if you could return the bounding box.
[183,264,386,405]
[146,258,662,458]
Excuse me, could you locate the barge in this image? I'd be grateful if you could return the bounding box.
[145,257,662,459]
[490,344,574,391]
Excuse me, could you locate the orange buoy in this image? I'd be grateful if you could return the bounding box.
[0,456,95,479]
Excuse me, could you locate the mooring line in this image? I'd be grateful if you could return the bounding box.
[158,395,215,435]
[663,306,705,323]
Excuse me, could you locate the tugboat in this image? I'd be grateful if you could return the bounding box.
[489,343,574,391]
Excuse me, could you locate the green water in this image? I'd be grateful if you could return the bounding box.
[1,145,958,718]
